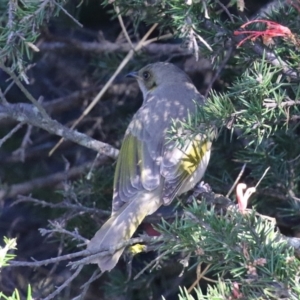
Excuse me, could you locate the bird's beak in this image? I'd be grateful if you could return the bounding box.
[126,71,139,79]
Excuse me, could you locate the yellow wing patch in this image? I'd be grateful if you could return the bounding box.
[180,139,208,175]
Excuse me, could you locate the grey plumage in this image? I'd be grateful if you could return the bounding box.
[87,62,212,271]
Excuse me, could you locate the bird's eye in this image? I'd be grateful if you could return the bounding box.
[142,71,151,80]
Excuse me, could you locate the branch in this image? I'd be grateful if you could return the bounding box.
[49,23,160,155]
[39,222,89,244]
[0,83,138,127]
[8,236,163,268]
[15,195,110,217]
[42,265,83,300]
[0,102,119,158]
[8,190,300,270]
[254,0,286,19]
[263,98,300,108]
[0,122,24,148]
[39,39,190,56]
[0,63,51,119]
[0,156,111,201]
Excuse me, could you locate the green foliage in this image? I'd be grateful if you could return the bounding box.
[0,237,16,268]
[158,201,300,299]
[0,286,32,300]
[1,0,300,299]
[0,238,33,300]
[0,0,69,79]
[199,56,300,210]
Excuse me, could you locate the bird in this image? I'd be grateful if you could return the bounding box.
[87,62,214,272]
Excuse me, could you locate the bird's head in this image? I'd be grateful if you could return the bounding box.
[127,62,192,98]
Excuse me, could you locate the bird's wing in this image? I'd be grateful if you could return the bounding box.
[112,88,211,213]
[112,98,164,213]
[160,132,213,205]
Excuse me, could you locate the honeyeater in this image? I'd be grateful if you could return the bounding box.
[87,62,214,271]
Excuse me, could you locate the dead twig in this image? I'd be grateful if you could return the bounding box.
[49,23,165,156]
[0,63,50,120]
[0,122,24,148]
[41,265,83,300]
[187,263,212,293]
[226,163,247,198]
[114,4,133,48]
[0,102,119,159]
[9,236,163,268]
[0,157,111,201]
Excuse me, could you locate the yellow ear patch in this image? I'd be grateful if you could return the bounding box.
[180,139,208,175]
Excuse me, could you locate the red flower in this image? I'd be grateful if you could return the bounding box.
[234,20,293,47]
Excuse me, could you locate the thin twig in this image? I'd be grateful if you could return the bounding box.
[86,152,101,180]
[12,124,32,162]
[80,270,102,289]
[0,63,50,120]
[133,249,171,280]
[263,98,300,108]
[187,263,212,293]
[8,0,17,30]
[0,155,111,201]
[54,1,83,28]
[255,166,270,189]
[202,275,218,283]
[9,250,88,267]
[14,195,110,217]
[114,4,133,48]
[226,163,247,198]
[41,265,83,300]
[3,79,15,96]
[39,39,185,55]
[0,88,9,105]
[9,236,163,268]
[205,46,233,97]
[49,23,158,156]
[39,225,89,244]
[142,33,174,46]
[0,102,119,159]
[216,0,234,22]
[71,270,103,300]
[0,122,24,148]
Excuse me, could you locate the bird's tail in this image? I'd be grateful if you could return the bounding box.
[87,191,162,272]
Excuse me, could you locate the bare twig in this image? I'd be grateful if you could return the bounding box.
[9,235,163,268]
[187,263,212,293]
[253,43,298,79]
[80,269,102,289]
[0,88,9,105]
[9,250,88,267]
[216,0,234,23]
[12,124,32,162]
[226,163,247,198]
[41,265,83,300]
[0,122,24,148]
[133,249,171,280]
[254,0,286,19]
[39,222,89,244]
[0,63,50,120]
[205,46,233,97]
[54,1,83,28]
[263,98,300,108]
[0,157,111,201]
[255,166,270,189]
[49,23,159,155]
[0,102,119,159]
[39,39,187,55]
[8,0,17,30]
[72,270,103,300]
[114,4,133,48]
